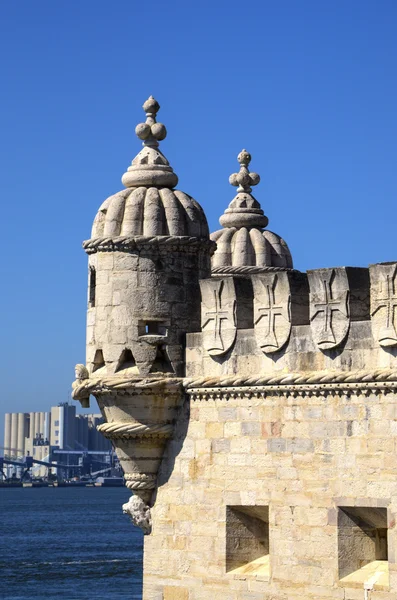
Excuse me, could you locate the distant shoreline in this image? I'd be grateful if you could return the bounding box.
[0,482,125,489]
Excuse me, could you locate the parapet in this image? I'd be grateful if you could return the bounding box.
[187,262,397,378]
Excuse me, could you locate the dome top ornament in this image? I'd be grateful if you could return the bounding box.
[211,150,293,270]
[219,150,268,229]
[135,96,167,149]
[229,149,260,193]
[122,96,178,189]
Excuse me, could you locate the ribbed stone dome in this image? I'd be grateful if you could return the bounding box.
[211,150,293,270]
[211,226,292,268]
[89,96,209,241]
[91,187,209,238]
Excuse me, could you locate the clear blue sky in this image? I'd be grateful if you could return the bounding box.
[1,1,396,444]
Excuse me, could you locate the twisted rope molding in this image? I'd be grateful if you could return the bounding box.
[185,368,397,398]
[124,473,157,490]
[211,265,297,275]
[72,375,182,400]
[124,473,156,482]
[97,421,173,439]
[125,480,156,491]
[73,368,397,401]
[83,235,216,255]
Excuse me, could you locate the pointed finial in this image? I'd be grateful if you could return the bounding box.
[122,97,178,189]
[219,150,268,229]
[229,150,260,193]
[135,96,167,149]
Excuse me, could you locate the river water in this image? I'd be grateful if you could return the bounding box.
[0,487,143,600]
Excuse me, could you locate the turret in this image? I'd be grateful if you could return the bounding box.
[73,97,214,531]
[84,96,212,378]
[199,151,304,360]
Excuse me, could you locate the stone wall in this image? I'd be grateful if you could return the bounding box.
[141,262,397,599]
[143,387,397,599]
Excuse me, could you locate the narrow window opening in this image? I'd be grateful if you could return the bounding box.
[235,278,254,330]
[116,349,139,374]
[338,506,389,589]
[146,322,167,335]
[139,321,168,336]
[89,267,96,308]
[226,506,270,578]
[149,345,174,374]
[92,349,105,373]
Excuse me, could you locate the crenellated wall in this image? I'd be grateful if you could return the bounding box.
[186,263,397,379]
[141,261,397,600]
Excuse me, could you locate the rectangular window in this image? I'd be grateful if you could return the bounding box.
[338,506,389,589]
[138,321,167,336]
[54,420,59,426]
[226,505,270,578]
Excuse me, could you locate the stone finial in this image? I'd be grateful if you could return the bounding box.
[219,150,269,229]
[134,96,167,149]
[229,150,260,193]
[122,96,178,189]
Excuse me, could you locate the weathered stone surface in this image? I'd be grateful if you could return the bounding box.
[370,262,397,347]
[143,384,397,598]
[200,277,237,356]
[307,267,370,352]
[122,494,152,535]
[308,267,350,350]
[252,272,291,354]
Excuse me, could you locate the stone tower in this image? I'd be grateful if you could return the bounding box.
[85,96,212,379]
[73,97,214,526]
[74,100,397,599]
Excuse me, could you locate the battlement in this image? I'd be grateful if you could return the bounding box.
[187,262,397,378]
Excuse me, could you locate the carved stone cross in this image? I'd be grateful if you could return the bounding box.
[207,288,230,343]
[370,263,397,347]
[308,268,350,350]
[200,278,237,356]
[253,273,291,354]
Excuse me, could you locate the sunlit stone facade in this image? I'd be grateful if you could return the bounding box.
[73,98,397,599]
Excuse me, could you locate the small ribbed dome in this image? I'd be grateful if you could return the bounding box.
[92,187,209,238]
[90,96,209,241]
[211,227,292,268]
[211,150,293,269]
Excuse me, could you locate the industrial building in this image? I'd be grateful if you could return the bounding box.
[2,404,111,477]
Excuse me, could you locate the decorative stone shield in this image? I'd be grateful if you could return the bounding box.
[308,268,350,350]
[200,278,237,356]
[370,262,397,347]
[252,273,291,354]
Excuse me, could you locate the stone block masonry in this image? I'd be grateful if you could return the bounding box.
[142,385,397,599]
